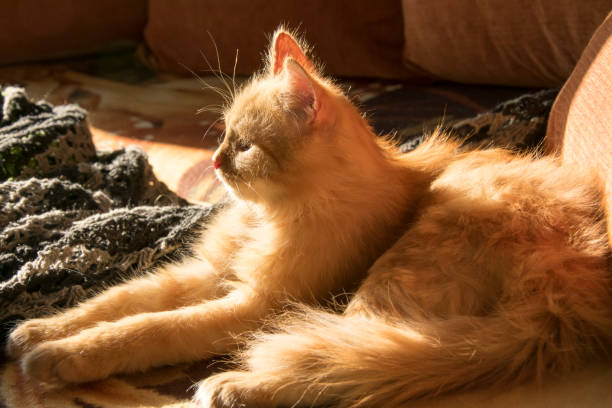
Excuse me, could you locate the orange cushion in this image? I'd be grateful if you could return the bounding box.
[401,0,611,86]
[0,0,146,65]
[545,12,612,245]
[142,0,420,79]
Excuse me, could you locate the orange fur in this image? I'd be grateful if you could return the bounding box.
[7,29,612,408]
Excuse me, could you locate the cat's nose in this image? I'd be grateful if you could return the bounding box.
[212,151,222,170]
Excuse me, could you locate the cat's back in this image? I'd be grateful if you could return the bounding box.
[430,147,605,232]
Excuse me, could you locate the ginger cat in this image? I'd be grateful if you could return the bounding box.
[7,30,612,408]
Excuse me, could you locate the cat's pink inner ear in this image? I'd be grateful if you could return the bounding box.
[284,59,317,113]
[273,32,313,75]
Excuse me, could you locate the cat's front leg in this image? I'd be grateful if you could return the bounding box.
[21,288,272,386]
[7,257,225,359]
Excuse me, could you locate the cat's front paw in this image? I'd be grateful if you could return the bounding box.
[6,318,57,359]
[194,371,271,408]
[21,340,111,387]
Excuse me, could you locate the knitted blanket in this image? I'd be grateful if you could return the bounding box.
[0,86,557,408]
[0,87,219,343]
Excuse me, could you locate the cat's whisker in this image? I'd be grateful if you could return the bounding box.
[231,48,239,100]
[198,48,234,104]
[202,117,224,143]
[180,62,233,107]
[196,105,225,115]
[205,31,236,102]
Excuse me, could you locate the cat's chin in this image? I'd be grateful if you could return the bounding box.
[217,175,266,203]
[220,176,289,206]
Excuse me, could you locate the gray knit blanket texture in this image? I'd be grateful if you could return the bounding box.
[0,86,556,346]
[0,87,219,343]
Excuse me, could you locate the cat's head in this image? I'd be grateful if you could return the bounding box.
[212,29,369,204]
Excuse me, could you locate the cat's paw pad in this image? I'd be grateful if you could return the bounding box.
[194,372,268,408]
[6,319,54,359]
[21,341,107,387]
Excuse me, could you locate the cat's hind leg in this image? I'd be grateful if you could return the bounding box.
[7,257,227,359]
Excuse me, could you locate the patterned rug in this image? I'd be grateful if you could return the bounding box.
[0,85,558,407]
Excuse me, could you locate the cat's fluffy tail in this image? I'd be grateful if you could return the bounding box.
[240,307,611,408]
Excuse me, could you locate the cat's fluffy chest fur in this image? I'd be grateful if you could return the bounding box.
[200,169,420,301]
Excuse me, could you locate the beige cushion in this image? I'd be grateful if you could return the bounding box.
[545,11,612,246]
[142,0,419,79]
[401,0,611,86]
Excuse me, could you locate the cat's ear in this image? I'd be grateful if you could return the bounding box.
[272,30,325,122]
[281,58,319,119]
[271,31,314,76]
